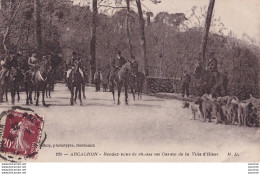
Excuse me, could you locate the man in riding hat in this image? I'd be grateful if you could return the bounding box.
[112,50,126,70]
[66,51,84,82]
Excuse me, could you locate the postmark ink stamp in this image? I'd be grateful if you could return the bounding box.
[0,106,45,162]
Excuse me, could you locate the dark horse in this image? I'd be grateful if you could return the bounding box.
[194,62,228,97]
[129,71,145,100]
[68,60,83,106]
[109,61,137,105]
[0,67,22,105]
[24,60,50,106]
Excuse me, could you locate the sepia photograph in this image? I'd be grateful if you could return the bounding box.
[0,0,259,163]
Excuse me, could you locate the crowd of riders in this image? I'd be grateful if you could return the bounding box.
[0,50,59,84]
[0,48,218,98]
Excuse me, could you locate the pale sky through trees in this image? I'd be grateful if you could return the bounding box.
[72,0,260,46]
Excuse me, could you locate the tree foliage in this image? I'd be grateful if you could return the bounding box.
[0,0,258,97]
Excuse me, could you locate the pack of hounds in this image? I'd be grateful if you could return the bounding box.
[182,94,259,127]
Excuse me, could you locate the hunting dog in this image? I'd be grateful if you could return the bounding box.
[217,96,239,125]
[237,102,258,127]
[200,94,225,123]
[182,99,202,120]
[226,97,239,125]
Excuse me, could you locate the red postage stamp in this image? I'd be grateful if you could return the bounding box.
[0,108,45,161]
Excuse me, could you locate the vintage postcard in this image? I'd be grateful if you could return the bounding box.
[0,0,259,163]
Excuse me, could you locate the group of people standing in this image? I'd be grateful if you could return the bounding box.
[181,50,218,98]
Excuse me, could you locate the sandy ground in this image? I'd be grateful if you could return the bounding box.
[0,83,260,162]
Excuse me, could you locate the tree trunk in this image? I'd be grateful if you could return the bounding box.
[126,0,133,58]
[3,26,10,53]
[90,0,98,84]
[136,0,148,76]
[199,0,215,66]
[34,0,43,56]
[2,0,22,53]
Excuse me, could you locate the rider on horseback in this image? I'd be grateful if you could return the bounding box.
[9,52,19,68]
[0,51,15,80]
[28,52,39,80]
[130,55,138,76]
[112,50,126,70]
[66,51,84,84]
[28,52,38,70]
[108,50,127,91]
[28,52,47,82]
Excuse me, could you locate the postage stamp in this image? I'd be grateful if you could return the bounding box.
[0,107,45,162]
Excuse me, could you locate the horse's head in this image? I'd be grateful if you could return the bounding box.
[74,60,80,71]
[128,60,138,77]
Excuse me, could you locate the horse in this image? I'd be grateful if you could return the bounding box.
[129,71,145,100]
[68,60,83,106]
[109,61,137,105]
[0,67,20,105]
[25,59,50,106]
[194,62,228,97]
[12,68,24,102]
